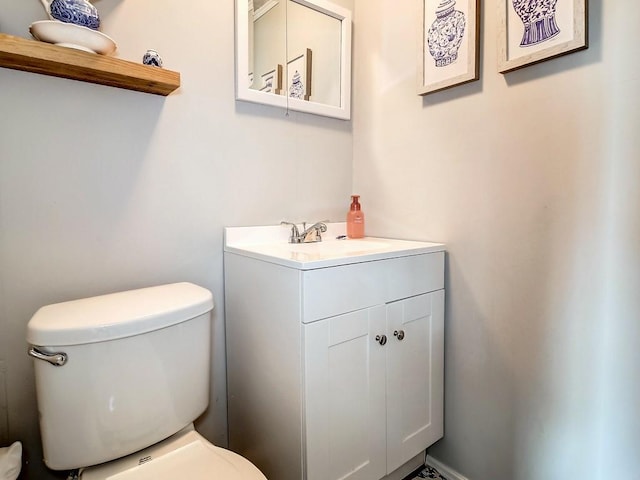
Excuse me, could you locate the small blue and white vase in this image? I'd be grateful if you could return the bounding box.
[40,0,100,30]
[427,0,467,68]
[512,0,560,47]
[142,50,163,68]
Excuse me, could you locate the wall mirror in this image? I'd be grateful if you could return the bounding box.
[235,0,352,120]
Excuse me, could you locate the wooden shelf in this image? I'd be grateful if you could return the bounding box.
[0,33,180,96]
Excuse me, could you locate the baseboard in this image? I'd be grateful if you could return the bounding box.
[384,452,425,480]
[426,455,470,480]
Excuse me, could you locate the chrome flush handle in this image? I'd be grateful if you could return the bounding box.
[28,347,68,367]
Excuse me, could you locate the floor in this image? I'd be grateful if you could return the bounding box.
[404,464,448,480]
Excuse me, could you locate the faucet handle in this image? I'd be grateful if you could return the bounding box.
[280,221,300,243]
[315,221,329,232]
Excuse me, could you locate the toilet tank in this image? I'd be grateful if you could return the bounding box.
[26,282,214,471]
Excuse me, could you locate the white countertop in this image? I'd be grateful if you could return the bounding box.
[224,223,445,270]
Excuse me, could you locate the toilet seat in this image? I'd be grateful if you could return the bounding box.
[81,425,267,480]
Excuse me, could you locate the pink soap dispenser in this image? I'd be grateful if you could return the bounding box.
[346,195,365,238]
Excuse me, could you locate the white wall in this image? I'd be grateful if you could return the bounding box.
[353,2,639,479]
[0,0,352,477]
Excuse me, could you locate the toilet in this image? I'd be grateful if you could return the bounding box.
[26,282,267,479]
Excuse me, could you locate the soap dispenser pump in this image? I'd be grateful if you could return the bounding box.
[346,195,365,238]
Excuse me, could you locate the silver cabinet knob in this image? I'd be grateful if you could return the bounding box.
[375,334,387,346]
[394,330,405,341]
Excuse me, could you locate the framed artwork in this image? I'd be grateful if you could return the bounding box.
[287,48,312,101]
[498,0,588,73]
[260,64,283,94]
[418,0,480,96]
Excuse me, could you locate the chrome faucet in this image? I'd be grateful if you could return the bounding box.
[281,221,328,243]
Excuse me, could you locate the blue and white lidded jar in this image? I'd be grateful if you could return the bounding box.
[427,0,467,68]
[289,71,305,99]
[142,50,163,68]
[40,0,100,30]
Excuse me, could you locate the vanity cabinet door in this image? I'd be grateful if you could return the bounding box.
[304,307,387,480]
[386,291,445,473]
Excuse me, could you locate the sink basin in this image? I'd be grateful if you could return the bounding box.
[224,223,445,270]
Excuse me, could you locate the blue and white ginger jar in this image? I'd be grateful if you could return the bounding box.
[289,71,305,99]
[512,0,560,46]
[427,0,466,67]
[142,50,163,68]
[41,0,100,30]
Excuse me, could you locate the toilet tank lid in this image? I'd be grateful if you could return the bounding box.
[27,283,214,347]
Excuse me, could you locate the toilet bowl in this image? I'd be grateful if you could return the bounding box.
[27,283,266,479]
[81,424,265,480]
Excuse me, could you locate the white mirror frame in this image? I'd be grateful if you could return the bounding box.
[235,0,352,120]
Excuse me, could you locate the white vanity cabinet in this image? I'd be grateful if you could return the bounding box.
[304,290,444,480]
[224,225,445,480]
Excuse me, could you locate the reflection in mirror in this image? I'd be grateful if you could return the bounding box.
[250,1,342,107]
[236,0,352,119]
[286,1,342,106]
[249,0,285,93]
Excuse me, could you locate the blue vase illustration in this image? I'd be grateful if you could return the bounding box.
[427,0,467,67]
[289,71,305,99]
[512,0,560,47]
